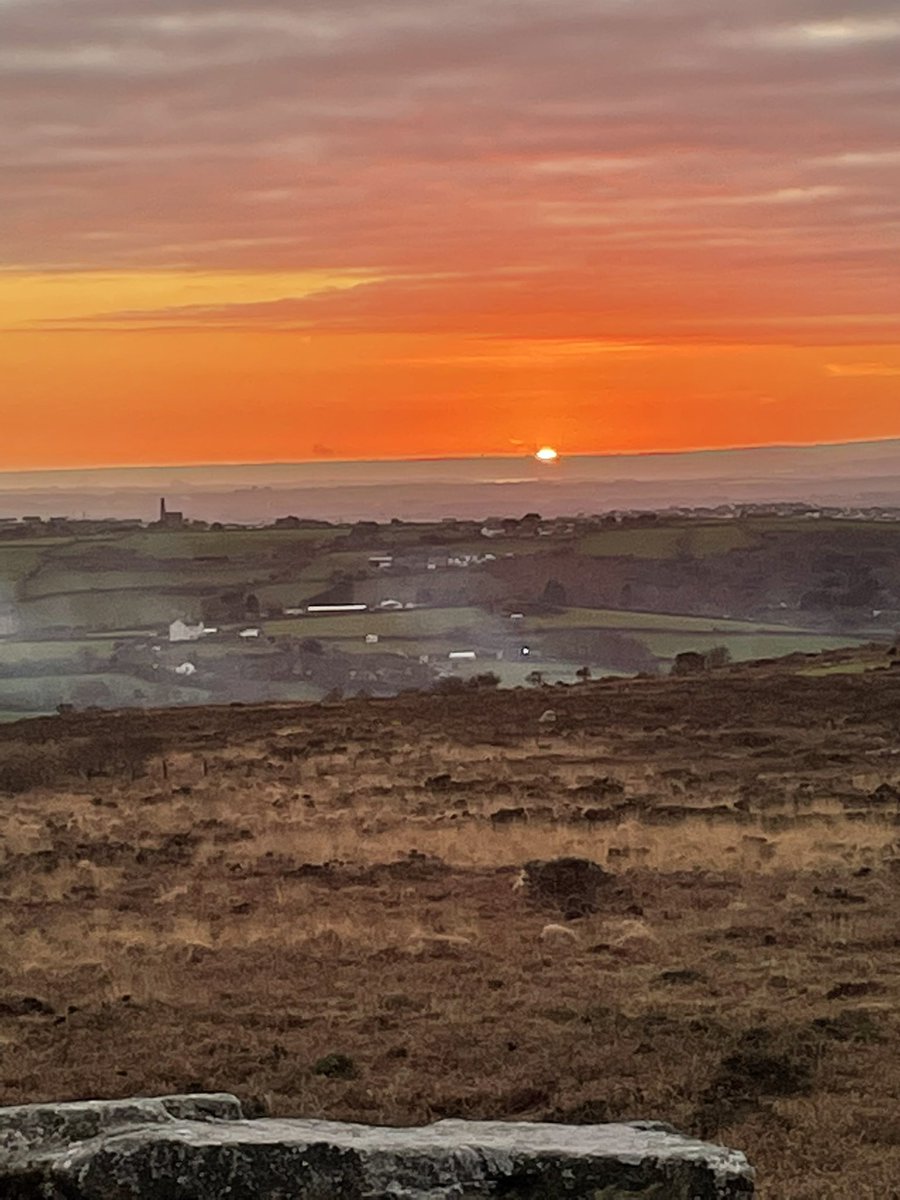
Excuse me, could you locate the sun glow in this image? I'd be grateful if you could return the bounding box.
[534,446,559,462]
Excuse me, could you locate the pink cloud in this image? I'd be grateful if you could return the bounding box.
[0,0,897,345]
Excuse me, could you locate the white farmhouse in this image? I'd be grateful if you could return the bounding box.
[169,618,206,643]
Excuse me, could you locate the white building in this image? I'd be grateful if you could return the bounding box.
[307,604,368,614]
[0,607,19,637]
[169,619,206,643]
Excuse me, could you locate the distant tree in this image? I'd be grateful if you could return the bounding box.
[672,651,707,676]
[469,672,501,689]
[707,645,732,668]
[526,670,546,687]
[346,520,380,545]
[300,637,325,655]
[434,676,467,694]
[542,578,568,607]
[575,665,592,683]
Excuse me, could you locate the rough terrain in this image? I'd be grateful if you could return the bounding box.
[2,660,900,1198]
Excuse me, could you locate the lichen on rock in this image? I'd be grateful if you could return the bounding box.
[0,1094,754,1198]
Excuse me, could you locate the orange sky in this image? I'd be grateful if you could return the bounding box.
[2,2,899,469]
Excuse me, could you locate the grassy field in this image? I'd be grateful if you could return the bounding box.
[18,591,188,632]
[266,606,491,640]
[799,661,874,677]
[525,607,788,633]
[448,658,600,686]
[0,639,119,666]
[0,671,207,713]
[0,547,45,603]
[116,528,348,558]
[21,563,277,597]
[576,522,760,559]
[2,669,900,1198]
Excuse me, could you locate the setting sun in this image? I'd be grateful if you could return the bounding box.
[535,446,559,462]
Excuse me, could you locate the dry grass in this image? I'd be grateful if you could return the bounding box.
[2,667,900,1198]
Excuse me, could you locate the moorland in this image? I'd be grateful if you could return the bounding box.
[2,651,900,1199]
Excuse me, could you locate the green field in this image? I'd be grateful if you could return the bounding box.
[0,547,45,603]
[21,564,272,598]
[0,709,46,723]
[0,672,208,712]
[0,639,119,666]
[446,659,597,687]
[19,590,188,632]
[576,522,760,559]
[525,607,786,634]
[266,606,491,639]
[115,528,348,559]
[799,660,874,677]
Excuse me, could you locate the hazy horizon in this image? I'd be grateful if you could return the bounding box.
[3,432,900,487]
[2,437,900,524]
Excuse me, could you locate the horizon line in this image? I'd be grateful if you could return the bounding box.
[1,432,899,479]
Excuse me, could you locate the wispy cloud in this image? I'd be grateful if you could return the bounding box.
[0,0,897,352]
[825,361,900,377]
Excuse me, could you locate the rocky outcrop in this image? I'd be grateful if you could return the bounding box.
[0,1093,755,1198]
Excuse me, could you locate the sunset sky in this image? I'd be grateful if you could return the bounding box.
[2,0,899,469]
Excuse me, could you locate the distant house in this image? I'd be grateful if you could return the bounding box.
[174,661,197,676]
[378,599,404,610]
[0,607,19,636]
[239,627,261,639]
[169,619,206,643]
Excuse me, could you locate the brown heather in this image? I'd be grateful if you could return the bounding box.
[2,664,900,1198]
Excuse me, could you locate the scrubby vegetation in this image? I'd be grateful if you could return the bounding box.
[2,661,900,1197]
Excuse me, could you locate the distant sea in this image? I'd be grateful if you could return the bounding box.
[1,438,899,523]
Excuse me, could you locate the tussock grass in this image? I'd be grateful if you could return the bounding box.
[2,669,900,1197]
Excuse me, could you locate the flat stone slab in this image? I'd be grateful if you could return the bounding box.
[0,1093,755,1198]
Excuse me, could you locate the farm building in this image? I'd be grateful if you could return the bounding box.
[169,619,206,643]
